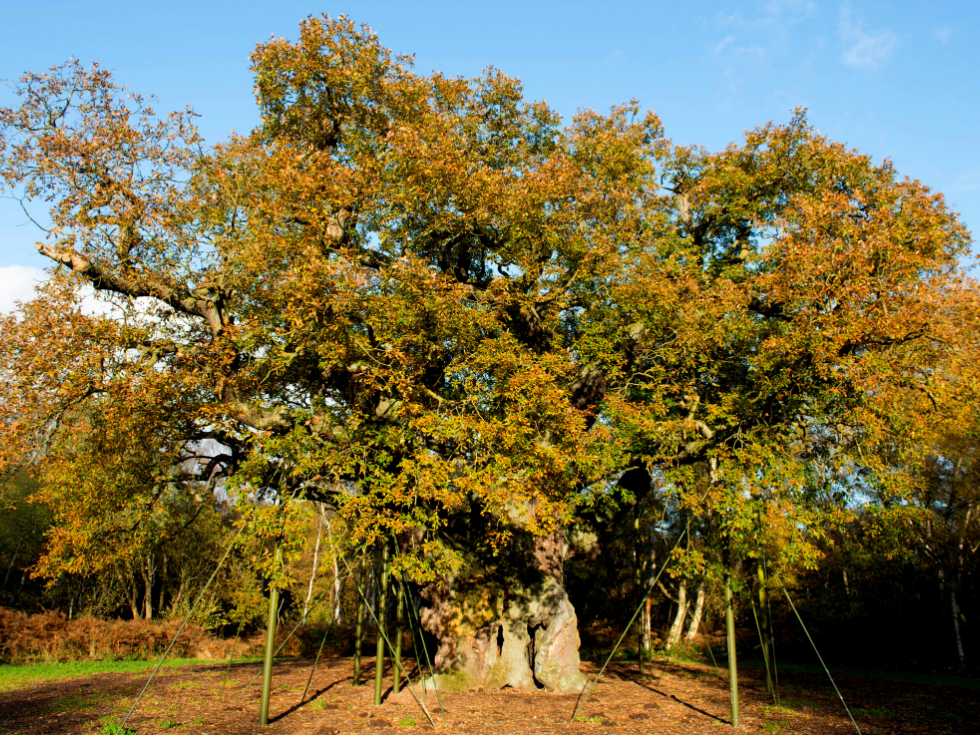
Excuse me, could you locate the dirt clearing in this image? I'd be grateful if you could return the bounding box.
[1,657,976,734]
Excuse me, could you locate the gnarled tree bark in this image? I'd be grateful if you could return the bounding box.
[419,530,588,693]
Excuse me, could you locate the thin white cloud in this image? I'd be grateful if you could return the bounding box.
[933,26,953,43]
[717,0,816,40]
[735,45,767,61]
[765,0,817,16]
[0,265,46,313]
[0,264,147,320]
[839,6,898,69]
[713,35,736,57]
[711,1,816,65]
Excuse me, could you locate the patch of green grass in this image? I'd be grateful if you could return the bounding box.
[49,693,99,712]
[851,708,901,719]
[760,721,789,733]
[574,715,603,723]
[308,699,327,711]
[158,719,179,729]
[739,659,980,691]
[397,716,416,727]
[759,705,797,716]
[99,722,136,735]
[934,711,962,721]
[781,698,823,711]
[0,658,227,692]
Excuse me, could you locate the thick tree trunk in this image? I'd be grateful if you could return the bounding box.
[684,582,705,641]
[419,530,588,694]
[666,579,689,652]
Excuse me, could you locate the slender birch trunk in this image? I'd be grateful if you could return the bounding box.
[642,598,652,654]
[324,515,344,624]
[643,518,657,656]
[3,540,20,588]
[157,551,167,618]
[303,506,323,624]
[170,568,187,614]
[120,566,140,620]
[143,553,154,620]
[634,507,644,676]
[666,579,689,652]
[684,581,706,641]
[952,502,973,664]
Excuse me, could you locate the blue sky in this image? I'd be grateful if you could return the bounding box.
[2,0,978,308]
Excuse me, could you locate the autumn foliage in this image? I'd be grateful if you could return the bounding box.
[0,14,978,675]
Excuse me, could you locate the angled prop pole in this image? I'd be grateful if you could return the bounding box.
[763,556,780,706]
[259,543,283,726]
[302,618,334,703]
[724,567,739,728]
[393,576,405,695]
[401,576,445,711]
[402,578,445,709]
[339,551,442,728]
[220,574,257,702]
[238,589,333,701]
[570,528,687,723]
[373,542,389,705]
[749,592,776,705]
[777,578,862,735]
[119,525,243,731]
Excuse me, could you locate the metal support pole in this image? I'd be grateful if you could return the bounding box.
[259,545,282,726]
[570,528,688,723]
[393,577,404,694]
[725,570,739,728]
[373,542,389,705]
[754,561,775,701]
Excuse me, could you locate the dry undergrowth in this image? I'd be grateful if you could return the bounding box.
[0,607,345,664]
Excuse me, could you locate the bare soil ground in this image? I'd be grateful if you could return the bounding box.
[0,657,976,735]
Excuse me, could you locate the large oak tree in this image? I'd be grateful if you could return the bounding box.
[1,15,975,692]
